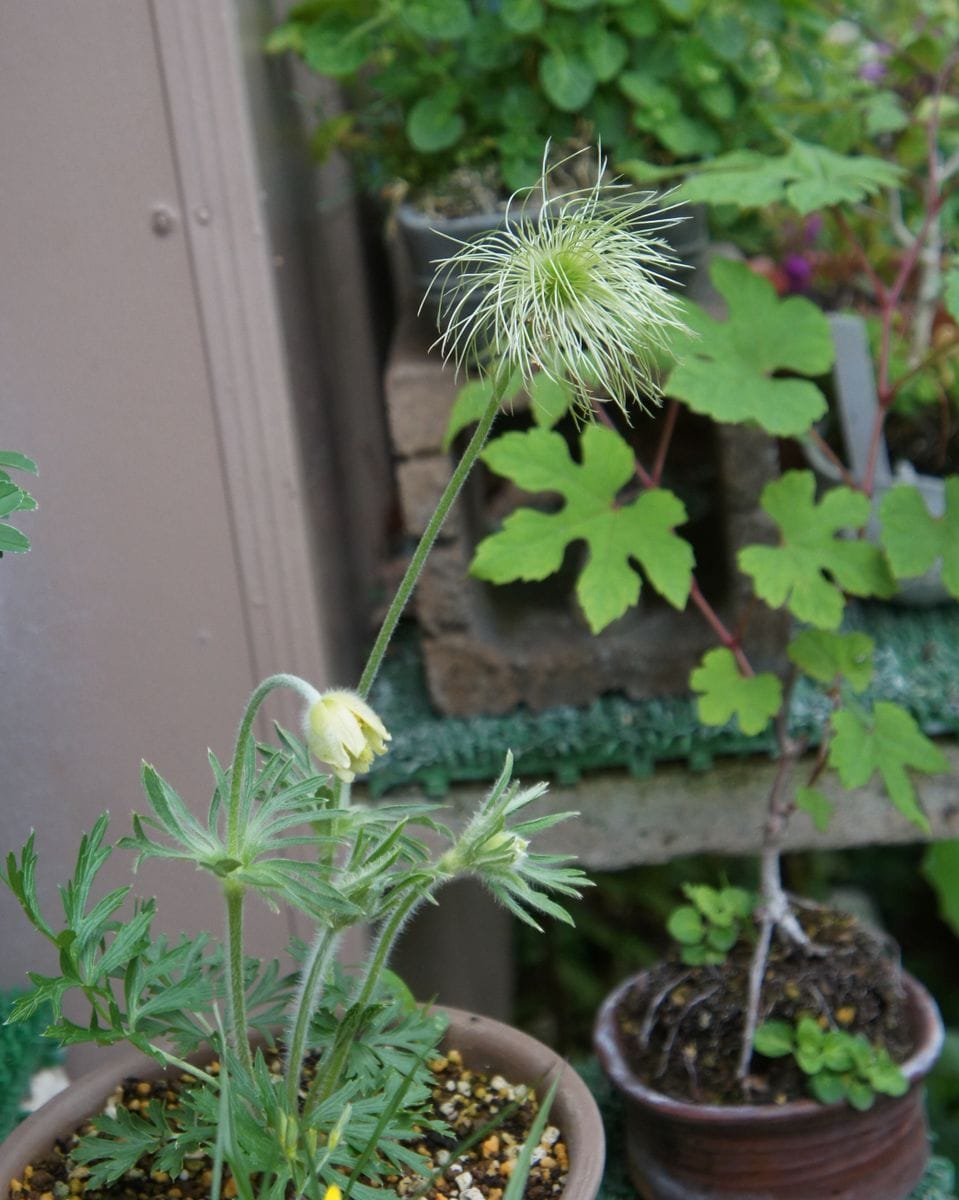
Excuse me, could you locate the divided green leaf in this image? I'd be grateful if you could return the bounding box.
[664,260,833,437]
[676,141,904,215]
[795,787,835,834]
[689,648,782,736]
[879,478,959,600]
[828,701,950,833]
[787,629,875,693]
[529,372,574,429]
[443,372,522,450]
[739,471,897,629]
[473,424,693,633]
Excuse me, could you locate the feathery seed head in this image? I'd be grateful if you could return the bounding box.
[432,149,689,416]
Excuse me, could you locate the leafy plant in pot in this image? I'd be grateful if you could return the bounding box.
[436,156,955,1195]
[265,0,831,314]
[630,0,959,607]
[0,245,607,1197]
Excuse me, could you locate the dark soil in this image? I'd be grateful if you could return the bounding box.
[885,403,959,478]
[10,1050,567,1200]
[613,906,915,1106]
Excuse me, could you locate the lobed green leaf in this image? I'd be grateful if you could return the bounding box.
[787,629,875,694]
[689,648,782,736]
[676,141,903,215]
[880,478,959,599]
[740,471,896,629]
[665,260,833,437]
[828,702,949,833]
[795,787,835,834]
[474,424,692,632]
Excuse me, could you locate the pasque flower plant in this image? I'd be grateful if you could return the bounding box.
[0,175,603,1193]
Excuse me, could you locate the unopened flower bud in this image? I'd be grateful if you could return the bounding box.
[304,689,391,782]
[483,829,529,866]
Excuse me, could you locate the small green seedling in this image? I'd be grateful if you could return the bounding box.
[754,1015,909,1111]
[666,884,755,966]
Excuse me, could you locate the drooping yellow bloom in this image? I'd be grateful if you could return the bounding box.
[304,689,391,782]
[323,1186,343,1200]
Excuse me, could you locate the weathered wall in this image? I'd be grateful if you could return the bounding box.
[0,1,381,1061]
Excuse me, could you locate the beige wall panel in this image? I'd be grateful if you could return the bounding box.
[0,1,301,1037]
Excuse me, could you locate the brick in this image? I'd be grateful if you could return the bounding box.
[385,320,461,457]
[396,456,456,538]
[383,317,789,716]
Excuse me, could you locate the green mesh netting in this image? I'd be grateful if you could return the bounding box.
[0,993,61,1142]
[366,603,959,797]
[573,1057,959,1200]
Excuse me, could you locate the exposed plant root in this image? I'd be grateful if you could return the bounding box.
[640,970,692,1047]
[736,894,829,1081]
[657,984,721,1079]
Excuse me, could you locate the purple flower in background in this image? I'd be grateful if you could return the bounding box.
[783,253,814,294]
[859,40,893,83]
[860,59,887,83]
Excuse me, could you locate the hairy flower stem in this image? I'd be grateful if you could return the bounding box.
[356,387,505,700]
[225,882,253,1072]
[224,673,318,1071]
[284,925,342,1110]
[305,886,430,1117]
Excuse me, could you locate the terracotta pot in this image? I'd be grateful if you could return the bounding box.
[594,969,943,1200]
[0,1007,605,1200]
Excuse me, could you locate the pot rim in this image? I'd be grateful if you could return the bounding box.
[593,967,943,1123]
[0,1007,605,1199]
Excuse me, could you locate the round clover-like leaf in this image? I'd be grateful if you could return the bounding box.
[538,50,597,112]
[809,1071,848,1105]
[403,0,473,39]
[406,92,466,152]
[754,1021,795,1058]
[667,904,705,945]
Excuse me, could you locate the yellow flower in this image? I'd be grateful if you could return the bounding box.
[323,1187,343,1200]
[304,689,391,782]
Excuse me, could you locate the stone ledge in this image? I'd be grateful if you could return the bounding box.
[368,741,959,869]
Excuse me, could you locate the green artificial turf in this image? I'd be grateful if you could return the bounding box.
[0,992,61,1142]
[365,603,959,797]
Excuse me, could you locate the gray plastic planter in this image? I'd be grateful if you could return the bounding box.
[806,314,950,607]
